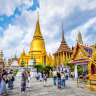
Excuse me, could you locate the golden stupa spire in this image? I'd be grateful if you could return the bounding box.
[33,12,43,38]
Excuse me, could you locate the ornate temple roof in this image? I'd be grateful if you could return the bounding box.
[53,23,72,55]
[80,45,93,55]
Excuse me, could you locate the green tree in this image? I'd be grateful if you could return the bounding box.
[45,64,53,77]
[34,64,44,73]
[77,65,83,74]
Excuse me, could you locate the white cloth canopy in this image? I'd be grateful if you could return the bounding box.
[28,59,34,66]
[11,60,19,67]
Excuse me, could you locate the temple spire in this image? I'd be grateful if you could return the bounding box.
[77,31,83,44]
[15,50,17,60]
[62,22,65,42]
[33,11,43,38]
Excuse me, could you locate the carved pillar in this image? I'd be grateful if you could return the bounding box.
[54,55,55,66]
[56,54,57,66]
[66,52,67,61]
[62,52,63,65]
[69,52,70,58]
[58,53,59,66]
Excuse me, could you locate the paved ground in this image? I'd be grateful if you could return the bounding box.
[3,77,96,96]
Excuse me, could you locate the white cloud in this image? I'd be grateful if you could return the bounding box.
[0,25,24,53]
[68,17,96,45]
[0,0,33,16]
[0,0,21,16]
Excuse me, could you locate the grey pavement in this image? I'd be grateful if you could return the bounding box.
[3,77,96,96]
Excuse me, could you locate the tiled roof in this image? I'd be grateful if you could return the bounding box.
[69,58,90,64]
[80,45,93,55]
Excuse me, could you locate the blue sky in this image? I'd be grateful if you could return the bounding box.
[0,0,96,61]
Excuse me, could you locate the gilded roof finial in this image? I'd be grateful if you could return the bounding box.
[37,11,39,21]
[93,40,95,45]
[23,48,25,55]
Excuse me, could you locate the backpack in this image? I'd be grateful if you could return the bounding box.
[11,76,15,81]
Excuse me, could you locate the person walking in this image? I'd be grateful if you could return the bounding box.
[8,70,14,89]
[36,73,39,82]
[1,71,8,95]
[21,70,27,92]
[43,72,47,87]
[38,72,42,81]
[57,70,62,90]
[52,70,57,85]
[61,72,66,88]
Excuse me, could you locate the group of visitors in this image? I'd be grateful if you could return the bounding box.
[36,71,47,87]
[0,66,70,95]
[52,69,68,90]
[0,68,15,95]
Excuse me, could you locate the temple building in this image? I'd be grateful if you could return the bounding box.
[85,44,96,91]
[53,23,72,66]
[11,54,19,68]
[69,32,94,78]
[8,55,20,67]
[0,50,4,68]
[19,13,53,66]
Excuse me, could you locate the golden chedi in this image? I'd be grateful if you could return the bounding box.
[19,13,53,66]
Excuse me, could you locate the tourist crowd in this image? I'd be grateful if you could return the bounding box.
[0,66,70,95]
[0,68,15,95]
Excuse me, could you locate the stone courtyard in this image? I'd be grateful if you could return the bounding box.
[2,77,96,96]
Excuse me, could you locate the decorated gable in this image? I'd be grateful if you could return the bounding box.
[74,47,86,59]
[72,43,88,60]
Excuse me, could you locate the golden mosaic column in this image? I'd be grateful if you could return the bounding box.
[69,53,71,59]
[58,53,59,66]
[65,52,67,61]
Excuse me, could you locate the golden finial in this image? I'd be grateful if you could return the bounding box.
[37,11,39,21]
[93,40,95,45]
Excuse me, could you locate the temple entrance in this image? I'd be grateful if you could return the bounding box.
[91,64,95,74]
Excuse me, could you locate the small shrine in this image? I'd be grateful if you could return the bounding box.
[69,32,93,78]
[11,53,19,69]
[85,45,96,91]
